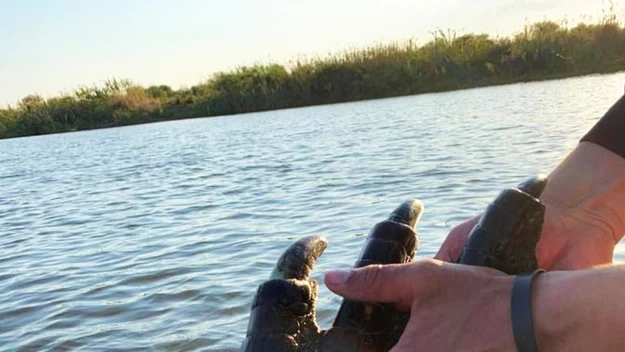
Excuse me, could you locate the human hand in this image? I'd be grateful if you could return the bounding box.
[436,143,625,270]
[324,260,516,352]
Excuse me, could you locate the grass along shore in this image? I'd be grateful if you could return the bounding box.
[2,17,625,139]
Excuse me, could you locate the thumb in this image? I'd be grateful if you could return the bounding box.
[324,264,414,309]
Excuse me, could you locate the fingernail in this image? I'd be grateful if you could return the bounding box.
[324,270,351,285]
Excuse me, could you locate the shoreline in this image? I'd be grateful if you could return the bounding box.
[2,69,623,141]
[3,20,625,140]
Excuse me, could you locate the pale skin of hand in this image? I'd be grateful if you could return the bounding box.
[327,261,516,352]
[324,260,625,352]
[435,142,625,270]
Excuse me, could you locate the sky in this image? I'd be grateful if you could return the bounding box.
[0,0,622,106]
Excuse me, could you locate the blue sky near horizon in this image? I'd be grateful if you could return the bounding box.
[0,0,621,106]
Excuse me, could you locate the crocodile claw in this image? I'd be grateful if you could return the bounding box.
[270,236,328,281]
[332,199,423,350]
[459,175,547,273]
[242,236,327,351]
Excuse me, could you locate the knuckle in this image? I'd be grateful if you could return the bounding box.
[412,259,444,284]
[361,264,383,287]
[417,258,440,271]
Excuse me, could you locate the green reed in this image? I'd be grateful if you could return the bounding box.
[2,16,625,139]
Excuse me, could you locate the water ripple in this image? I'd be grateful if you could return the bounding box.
[1,73,625,350]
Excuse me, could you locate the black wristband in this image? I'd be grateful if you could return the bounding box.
[581,95,625,160]
[511,269,545,352]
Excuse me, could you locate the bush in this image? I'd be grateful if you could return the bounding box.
[3,17,625,139]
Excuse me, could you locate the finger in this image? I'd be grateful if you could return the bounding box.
[434,215,480,262]
[324,264,415,309]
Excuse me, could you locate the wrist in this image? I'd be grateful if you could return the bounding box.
[510,270,545,352]
[532,272,563,351]
[533,268,625,351]
[532,271,587,351]
[488,275,517,352]
[541,142,625,238]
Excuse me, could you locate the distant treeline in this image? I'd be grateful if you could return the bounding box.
[2,18,625,139]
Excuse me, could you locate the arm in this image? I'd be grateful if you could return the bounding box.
[537,93,625,268]
[535,265,625,351]
[581,94,625,160]
[546,94,625,219]
[541,142,625,232]
[536,141,625,269]
[324,261,625,352]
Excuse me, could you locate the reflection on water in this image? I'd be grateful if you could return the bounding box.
[1,72,625,351]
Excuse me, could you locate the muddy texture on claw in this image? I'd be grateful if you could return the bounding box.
[270,236,328,280]
[459,175,547,274]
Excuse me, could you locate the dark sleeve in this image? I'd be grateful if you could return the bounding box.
[581,95,625,159]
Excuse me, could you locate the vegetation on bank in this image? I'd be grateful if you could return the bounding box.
[2,17,625,139]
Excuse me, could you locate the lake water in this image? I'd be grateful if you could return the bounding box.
[2,72,625,351]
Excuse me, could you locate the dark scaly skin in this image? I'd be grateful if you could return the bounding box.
[458,175,547,273]
[241,200,424,352]
[241,236,327,351]
[241,176,547,351]
[332,200,422,351]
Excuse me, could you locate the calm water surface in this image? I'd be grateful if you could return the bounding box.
[2,73,625,351]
